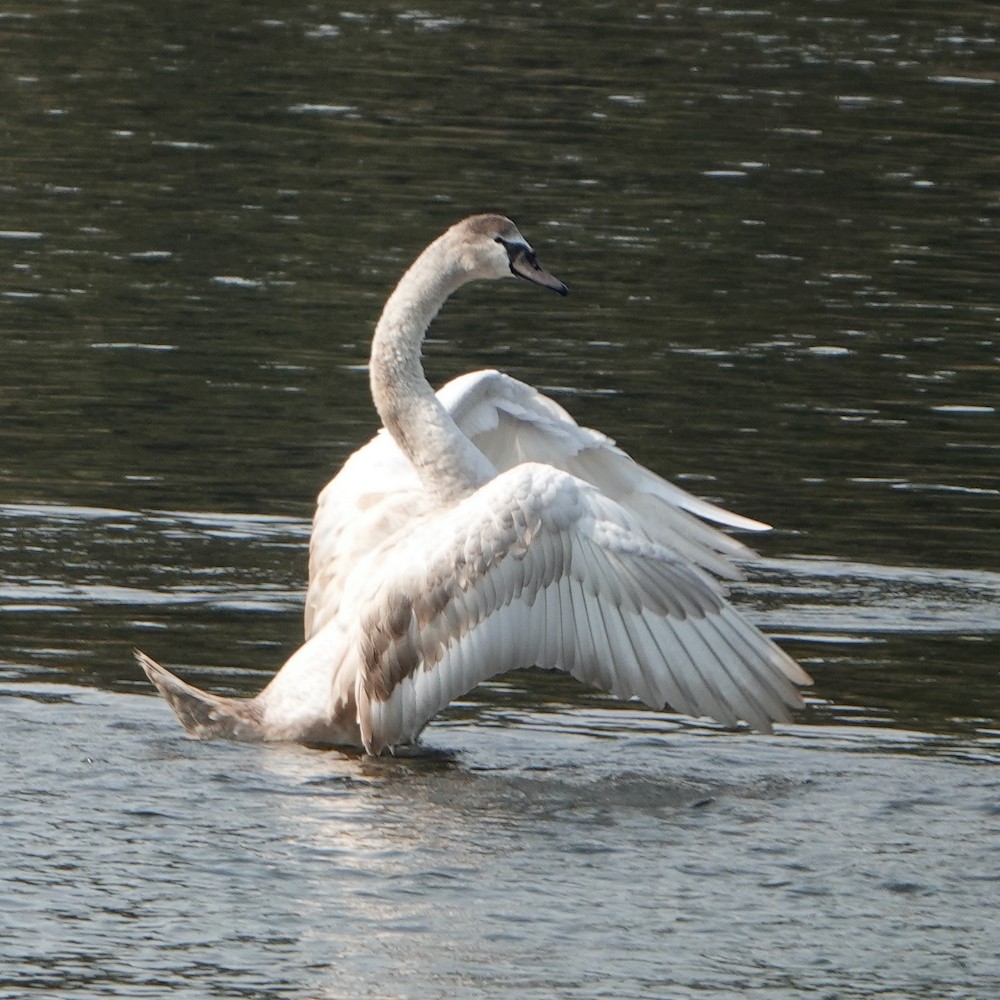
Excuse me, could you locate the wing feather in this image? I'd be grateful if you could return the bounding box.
[442,370,770,569]
[572,580,617,695]
[600,601,652,705]
[623,613,691,715]
[664,618,755,729]
[351,461,808,753]
[705,615,796,723]
[539,584,561,668]
[558,573,579,672]
[309,369,775,643]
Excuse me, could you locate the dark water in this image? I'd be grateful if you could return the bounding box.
[3,1,999,997]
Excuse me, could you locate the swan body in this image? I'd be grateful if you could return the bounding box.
[138,214,810,753]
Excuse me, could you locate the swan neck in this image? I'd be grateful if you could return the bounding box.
[369,236,494,501]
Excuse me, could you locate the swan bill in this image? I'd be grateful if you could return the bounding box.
[500,240,568,295]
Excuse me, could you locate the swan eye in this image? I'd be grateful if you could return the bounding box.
[495,236,537,269]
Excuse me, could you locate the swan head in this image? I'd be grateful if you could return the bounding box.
[450,214,568,296]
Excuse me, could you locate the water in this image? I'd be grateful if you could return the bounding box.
[3,1,1000,997]
[4,685,1000,999]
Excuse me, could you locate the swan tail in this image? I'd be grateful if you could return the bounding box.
[135,649,265,741]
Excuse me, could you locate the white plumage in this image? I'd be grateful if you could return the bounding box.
[138,214,810,754]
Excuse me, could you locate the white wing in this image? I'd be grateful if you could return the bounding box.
[305,435,426,637]
[352,462,810,754]
[440,370,768,580]
[307,368,769,638]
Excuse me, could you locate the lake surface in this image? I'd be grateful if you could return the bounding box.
[2,1,999,997]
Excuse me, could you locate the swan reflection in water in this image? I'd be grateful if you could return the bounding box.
[138,214,811,754]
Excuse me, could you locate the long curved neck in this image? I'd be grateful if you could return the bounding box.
[369,234,496,503]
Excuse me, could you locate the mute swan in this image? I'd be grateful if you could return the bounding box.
[137,214,811,753]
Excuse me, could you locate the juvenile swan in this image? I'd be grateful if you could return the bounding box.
[137,214,811,753]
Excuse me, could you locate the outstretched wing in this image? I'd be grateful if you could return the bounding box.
[353,462,809,754]
[439,369,767,580]
[308,368,772,639]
